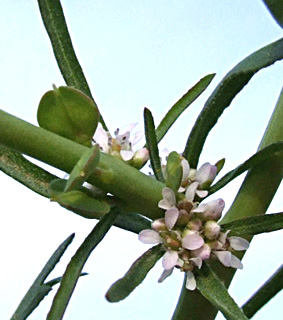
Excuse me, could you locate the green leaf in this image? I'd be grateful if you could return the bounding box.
[209,142,283,195]
[242,264,283,318]
[47,208,119,320]
[155,74,215,143]
[37,85,99,147]
[54,190,110,217]
[196,263,249,320]
[64,144,100,192]
[183,37,283,168]
[10,234,74,320]
[166,151,182,192]
[105,244,164,302]
[37,0,107,130]
[221,212,283,235]
[262,0,283,29]
[144,108,165,182]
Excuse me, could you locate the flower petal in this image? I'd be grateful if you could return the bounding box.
[162,250,179,270]
[165,208,179,230]
[191,244,211,261]
[195,162,217,185]
[229,236,250,251]
[185,181,199,202]
[214,251,231,267]
[230,254,243,269]
[138,230,162,244]
[190,257,202,269]
[130,131,143,145]
[120,150,135,161]
[182,233,204,250]
[158,268,174,283]
[158,187,176,210]
[186,271,197,290]
[181,158,190,180]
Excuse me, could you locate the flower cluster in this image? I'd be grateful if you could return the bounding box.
[93,123,149,166]
[139,160,249,290]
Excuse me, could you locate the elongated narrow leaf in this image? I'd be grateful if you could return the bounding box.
[242,264,283,318]
[221,212,283,235]
[262,0,283,29]
[196,263,249,320]
[37,0,107,129]
[11,234,75,320]
[144,108,165,182]
[155,74,215,143]
[106,244,164,302]
[64,144,100,192]
[183,37,283,168]
[47,208,119,320]
[209,142,283,195]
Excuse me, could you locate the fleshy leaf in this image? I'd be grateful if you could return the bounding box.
[10,234,75,320]
[242,264,283,318]
[37,85,99,147]
[54,190,110,216]
[144,108,165,182]
[166,151,182,192]
[196,262,249,320]
[155,74,215,144]
[262,0,283,29]
[106,244,165,302]
[183,37,283,168]
[64,144,100,192]
[221,212,283,235]
[209,142,283,195]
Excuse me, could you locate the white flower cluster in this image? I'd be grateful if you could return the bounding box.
[93,123,149,165]
[139,160,249,290]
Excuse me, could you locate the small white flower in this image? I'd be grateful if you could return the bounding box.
[93,123,143,161]
[192,198,225,221]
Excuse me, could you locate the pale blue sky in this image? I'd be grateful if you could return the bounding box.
[0,1,282,319]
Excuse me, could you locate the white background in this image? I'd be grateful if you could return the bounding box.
[0,1,282,319]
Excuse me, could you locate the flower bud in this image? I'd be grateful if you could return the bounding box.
[204,221,221,239]
[151,218,167,231]
[193,199,225,221]
[186,219,203,231]
[130,148,149,168]
[195,162,217,189]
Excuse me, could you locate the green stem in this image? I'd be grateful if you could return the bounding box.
[37,0,107,130]
[0,109,164,220]
[172,88,283,319]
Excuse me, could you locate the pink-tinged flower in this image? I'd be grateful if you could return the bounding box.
[192,198,225,221]
[93,123,144,161]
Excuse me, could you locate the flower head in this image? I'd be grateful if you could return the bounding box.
[93,123,148,165]
[139,185,249,291]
